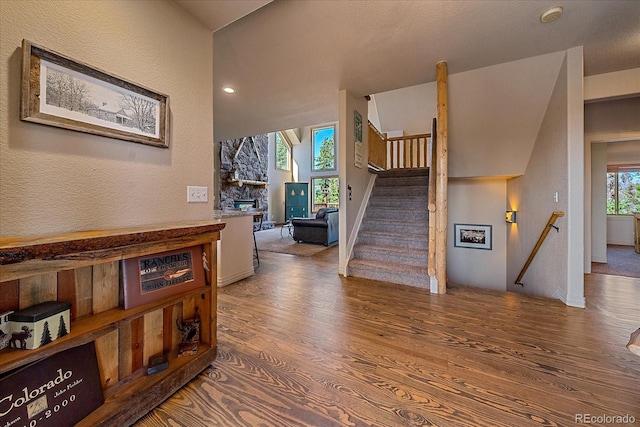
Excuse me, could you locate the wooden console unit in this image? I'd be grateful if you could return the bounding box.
[0,221,225,426]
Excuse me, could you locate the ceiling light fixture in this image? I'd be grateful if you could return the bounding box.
[540,6,563,23]
[223,87,235,94]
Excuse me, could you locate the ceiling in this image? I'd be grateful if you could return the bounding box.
[174,0,640,142]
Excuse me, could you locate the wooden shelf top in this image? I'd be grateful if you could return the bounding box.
[227,179,268,187]
[0,221,226,265]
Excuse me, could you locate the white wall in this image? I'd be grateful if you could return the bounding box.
[607,216,636,245]
[0,0,214,236]
[584,68,640,102]
[338,90,370,275]
[447,179,507,291]
[507,54,569,301]
[267,132,292,223]
[590,143,608,262]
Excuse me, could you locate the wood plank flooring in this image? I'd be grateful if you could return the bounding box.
[135,247,640,426]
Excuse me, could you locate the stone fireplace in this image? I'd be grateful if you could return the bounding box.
[220,134,274,229]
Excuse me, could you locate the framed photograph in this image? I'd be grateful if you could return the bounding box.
[354,109,362,142]
[21,39,169,148]
[122,246,206,309]
[454,224,492,250]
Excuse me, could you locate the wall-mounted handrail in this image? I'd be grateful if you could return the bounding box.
[515,211,565,286]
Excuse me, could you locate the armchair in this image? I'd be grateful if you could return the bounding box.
[291,208,339,246]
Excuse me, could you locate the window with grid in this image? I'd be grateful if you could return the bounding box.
[607,165,640,215]
[311,177,339,212]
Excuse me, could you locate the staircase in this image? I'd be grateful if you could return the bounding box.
[348,169,430,288]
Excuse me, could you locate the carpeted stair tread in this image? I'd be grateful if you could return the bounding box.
[372,185,429,195]
[358,230,427,243]
[348,259,429,288]
[361,218,429,234]
[365,207,429,220]
[353,244,427,267]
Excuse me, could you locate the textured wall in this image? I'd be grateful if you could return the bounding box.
[0,0,214,236]
[447,179,507,291]
[507,56,569,299]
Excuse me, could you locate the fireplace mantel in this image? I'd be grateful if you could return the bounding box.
[227,178,268,188]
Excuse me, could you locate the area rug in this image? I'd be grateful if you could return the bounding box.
[254,227,333,257]
[591,245,640,278]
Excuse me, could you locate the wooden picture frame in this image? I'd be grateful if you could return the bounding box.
[122,246,206,309]
[454,224,492,250]
[20,39,169,148]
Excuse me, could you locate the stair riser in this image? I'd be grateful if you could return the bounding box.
[353,247,427,267]
[358,234,428,250]
[376,177,428,187]
[348,266,429,289]
[368,200,428,210]
[361,220,429,234]
[372,186,428,197]
[366,210,429,221]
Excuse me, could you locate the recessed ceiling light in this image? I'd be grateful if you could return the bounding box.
[540,6,563,23]
[223,87,235,94]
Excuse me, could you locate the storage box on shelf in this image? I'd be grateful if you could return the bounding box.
[0,221,225,426]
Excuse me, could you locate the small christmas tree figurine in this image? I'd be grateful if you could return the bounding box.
[40,321,53,346]
[57,314,68,339]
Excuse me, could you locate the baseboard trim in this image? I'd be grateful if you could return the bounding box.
[217,268,254,287]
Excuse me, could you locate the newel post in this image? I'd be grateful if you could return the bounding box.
[435,61,448,294]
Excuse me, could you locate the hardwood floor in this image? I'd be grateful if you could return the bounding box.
[135,247,640,426]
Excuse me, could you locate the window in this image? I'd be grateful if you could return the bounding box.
[312,177,339,212]
[275,131,291,171]
[607,166,640,215]
[312,125,336,171]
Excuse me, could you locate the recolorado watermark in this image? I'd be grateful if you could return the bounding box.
[575,414,636,424]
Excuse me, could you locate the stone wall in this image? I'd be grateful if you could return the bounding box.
[220,135,269,216]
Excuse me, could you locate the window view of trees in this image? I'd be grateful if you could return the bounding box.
[312,126,335,171]
[312,177,339,212]
[275,132,291,170]
[45,66,157,135]
[607,168,640,215]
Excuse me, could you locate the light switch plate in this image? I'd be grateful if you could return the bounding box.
[187,186,208,203]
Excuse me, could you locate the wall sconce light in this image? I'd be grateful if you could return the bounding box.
[506,210,517,223]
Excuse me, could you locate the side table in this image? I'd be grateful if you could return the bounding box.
[281,220,294,238]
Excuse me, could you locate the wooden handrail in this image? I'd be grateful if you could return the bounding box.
[386,134,431,169]
[367,121,386,170]
[515,211,565,286]
[385,134,431,142]
[367,122,432,171]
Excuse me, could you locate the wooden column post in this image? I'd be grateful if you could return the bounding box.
[427,118,437,279]
[435,61,448,294]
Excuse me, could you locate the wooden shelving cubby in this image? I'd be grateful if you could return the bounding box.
[0,221,225,426]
